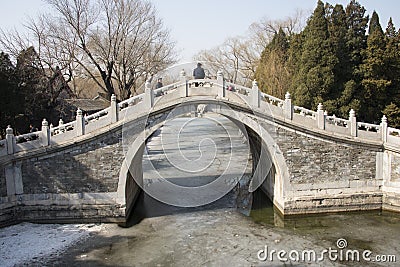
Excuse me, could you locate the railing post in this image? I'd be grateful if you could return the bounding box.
[110,94,118,123]
[59,118,65,133]
[5,125,15,155]
[251,80,260,108]
[144,81,154,108]
[217,70,225,98]
[317,103,325,130]
[41,119,50,146]
[180,69,188,97]
[284,92,293,120]
[381,115,388,142]
[76,108,85,136]
[349,109,357,137]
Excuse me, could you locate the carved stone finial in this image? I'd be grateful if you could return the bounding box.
[217,70,223,77]
[317,103,324,111]
[77,108,83,116]
[252,79,258,87]
[42,118,49,127]
[285,92,291,100]
[6,125,13,135]
[145,81,151,90]
[382,115,387,124]
[59,118,64,125]
[349,109,355,118]
[111,94,117,101]
[180,69,186,77]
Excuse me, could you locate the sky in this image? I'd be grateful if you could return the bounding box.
[1,0,400,63]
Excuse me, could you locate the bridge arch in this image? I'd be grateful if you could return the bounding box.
[116,99,290,219]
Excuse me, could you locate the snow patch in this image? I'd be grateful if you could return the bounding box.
[0,222,102,267]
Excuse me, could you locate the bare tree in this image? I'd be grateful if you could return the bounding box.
[249,9,308,50]
[194,9,308,86]
[1,0,177,100]
[194,37,254,86]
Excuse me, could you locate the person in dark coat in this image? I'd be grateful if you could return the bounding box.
[193,63,205,79]
[193,63,205,87]
[155,78,163,89]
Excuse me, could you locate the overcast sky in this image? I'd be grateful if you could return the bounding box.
[1,1,400,63]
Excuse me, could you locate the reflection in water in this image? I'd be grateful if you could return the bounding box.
[126,188,238,227]
[250,188,400,256]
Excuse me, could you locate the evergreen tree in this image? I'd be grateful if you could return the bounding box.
[345,0,369,78]
[255,28,290,98]
[286,32,304,97]
[359,11,390,122]
[325,4,349,114]
[369,11,384,35]
[337,0,369,117]
[383,103,400,128]
[383,18,400,124]
[0,52,24,137]
[293,0,337,110]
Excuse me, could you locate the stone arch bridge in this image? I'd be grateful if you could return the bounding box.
[1,71,400,226]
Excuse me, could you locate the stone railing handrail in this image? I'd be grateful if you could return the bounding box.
[260,92,284,107]
[153,81,184,96]
[293,105,317,118]
[358,121,380,132]
[118,94,143,108]
[85,107,110,123]
[2,70,400,157]
[227,82,251,95]
[187,78,216,88]
[15,131,41,141]
[388,127,400,136]
[326,115,348,127]
[51,121,75,135]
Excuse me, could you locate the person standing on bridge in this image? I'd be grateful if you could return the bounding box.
[155,78,163,89]
[193,62,205,87]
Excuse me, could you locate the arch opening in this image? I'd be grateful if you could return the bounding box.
[117,101,289,223]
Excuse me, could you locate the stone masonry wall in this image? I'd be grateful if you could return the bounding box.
[0,167,6,197]
[262,122,377,184]
[390,153,400,181]
[21,130,124,194]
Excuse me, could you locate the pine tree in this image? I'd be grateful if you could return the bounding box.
[383,18,400,124]
[359,11,391,122]
[293,0,337,110]
[255,28,290,98]
[345,0,369,78]
[325,4,349,114]
[369,11,384,35]
[286,32,304,96]
[336,0,369,117]
[383,103,400,128]
[0,52,24,137]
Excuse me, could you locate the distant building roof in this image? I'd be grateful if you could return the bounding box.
[65,95,110,112]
